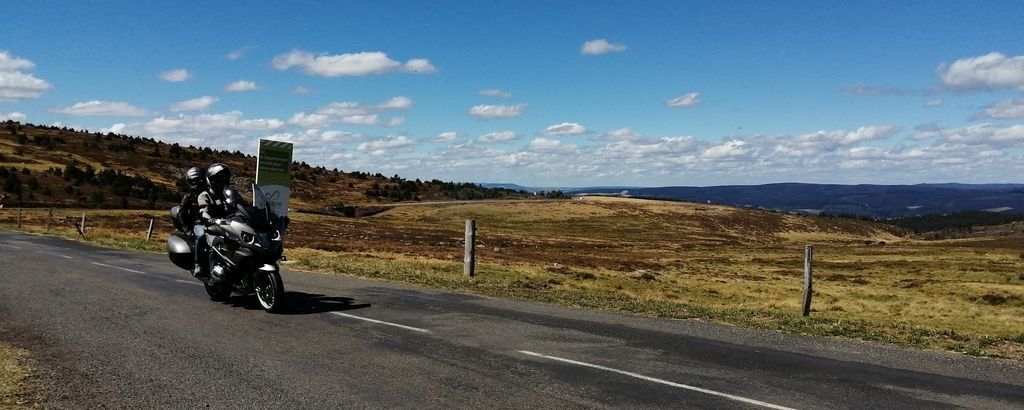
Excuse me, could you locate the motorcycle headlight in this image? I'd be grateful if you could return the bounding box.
[270,229,281,241]
[241,232,256,244]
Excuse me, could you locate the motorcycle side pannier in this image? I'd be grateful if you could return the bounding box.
[167,234,194,270]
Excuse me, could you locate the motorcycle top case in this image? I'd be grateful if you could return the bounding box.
[167,234,194,270]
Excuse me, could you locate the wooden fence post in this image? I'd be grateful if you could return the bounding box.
[801,245,814,317]
[47,208,53,231]
[16,208,22,229]
[78,212,86,237]
[146,219,154,241]
[464,219,476,277]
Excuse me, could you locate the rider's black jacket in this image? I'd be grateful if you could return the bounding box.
[177,190,202,230]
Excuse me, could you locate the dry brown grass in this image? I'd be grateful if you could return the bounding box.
[0,340,40,408]
[2,197,1023,359]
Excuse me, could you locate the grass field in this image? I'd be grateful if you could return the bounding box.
[2,197,1023,360]
[0,338,39,408]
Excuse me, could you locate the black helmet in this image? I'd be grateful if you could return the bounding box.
[206,163,232,192]
[185,167,205,191]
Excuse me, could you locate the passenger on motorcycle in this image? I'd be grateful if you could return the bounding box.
[177,167,205,236]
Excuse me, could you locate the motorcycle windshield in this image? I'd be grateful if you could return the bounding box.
[252,184,274,226]
[253,184,270,210]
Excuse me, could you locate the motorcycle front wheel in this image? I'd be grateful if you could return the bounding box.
[255,269,285,313]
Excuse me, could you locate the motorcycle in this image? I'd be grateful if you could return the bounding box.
[167,185,286,313]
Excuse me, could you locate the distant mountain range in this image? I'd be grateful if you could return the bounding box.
[480,183,632,194]
[484,182,1024,218]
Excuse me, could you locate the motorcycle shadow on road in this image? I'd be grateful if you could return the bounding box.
[221,291,372,315]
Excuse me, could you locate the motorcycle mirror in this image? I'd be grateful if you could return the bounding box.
[224,188,244,206]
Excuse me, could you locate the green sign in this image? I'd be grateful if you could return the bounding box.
[255,139,293,217]
[256,140,293,187]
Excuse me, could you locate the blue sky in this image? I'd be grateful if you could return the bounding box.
[2,1,1024,187]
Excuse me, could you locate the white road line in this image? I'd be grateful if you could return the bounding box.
[90,262,147,275]
[329,312,430,333]
[517,351,795,410]
[0,243,22,249]
[174,279,203,286]
[56,253,73,259]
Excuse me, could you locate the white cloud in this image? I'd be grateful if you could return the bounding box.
[478,130,518,143]
[321,130,364,143]
[169,96,218,112]
[316,102,367,117]
[351,123,1024,187]
[106,111,285,147]
[911,123,1024,146]
[290,86,314,94]
[377,96,413,109]
[403,58,437,73]
[287,113,332,128]
[357,136,415,155]
[0,51,51,102]
[591,136,697,169]
[702,140,749,159]
[923,99,944,107]
[0,71,51,101]
[272,50,437,77]
[839,84,910,95]
[145,112,284,134]
[340,114,382,126]
[666,92,701,108]
[258,128,366,164]
[527,137,577,152]
[595,128,643,142]
[937,52,1024,91]
[432,131,458,142]
[581,39,627,55]
[224,80,259,92]
[287,97,412,128]
[224,46,255,60]
[542,122,587,136]
[0,112,26,122]
[288,113,401,128]
[767,125,899,158]
[479,88,511,98]
[0,51,34,71]
[979,98,1024,119]
[468,103,527,119]
[264,129,363,145]
[52,100,152,117]
[159,68,191,83]
[103,123,127,134]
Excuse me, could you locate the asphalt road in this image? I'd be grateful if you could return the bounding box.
[1,229,1022,409]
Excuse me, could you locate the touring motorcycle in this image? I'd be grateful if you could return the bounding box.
[167,185,286,313]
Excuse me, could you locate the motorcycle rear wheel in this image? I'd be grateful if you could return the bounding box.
[255,269,285,313]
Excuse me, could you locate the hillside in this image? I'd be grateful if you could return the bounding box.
[0,121,529,211]
[572,183,1024,218]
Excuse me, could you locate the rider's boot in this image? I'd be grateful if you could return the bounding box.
[192,263,207,278]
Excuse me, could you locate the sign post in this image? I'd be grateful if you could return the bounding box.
[255,139,294,231]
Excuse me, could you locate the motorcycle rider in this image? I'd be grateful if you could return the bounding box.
[193,163,234,281]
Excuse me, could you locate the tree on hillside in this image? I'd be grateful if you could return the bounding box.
[168,143,183,159]
[3,174,21,194]
[89,191,105,208]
